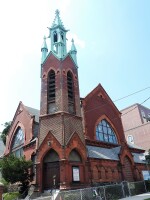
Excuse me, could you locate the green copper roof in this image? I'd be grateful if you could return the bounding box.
[41,36,48,51]
[51,9,65,29]
[71,39,77,52]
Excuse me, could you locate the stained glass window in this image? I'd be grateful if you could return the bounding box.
[11,128,24,158]
[96,119,118,144]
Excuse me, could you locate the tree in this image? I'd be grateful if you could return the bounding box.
[0,154,33,193]
[0,121,11,145]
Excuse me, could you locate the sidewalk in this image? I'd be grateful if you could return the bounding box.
[119,192,150,200]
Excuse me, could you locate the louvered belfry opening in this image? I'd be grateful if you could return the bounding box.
[53,31,57,43]
[48,70,56,113]
[67,71,75,114]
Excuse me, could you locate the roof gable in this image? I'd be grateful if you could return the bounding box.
[9,102,39,136]
[84,84,120,115]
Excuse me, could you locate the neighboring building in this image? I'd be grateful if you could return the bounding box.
[0,138,5,157]
[4,10,146,192]
[0,137,5,179]
[121,104,150,154]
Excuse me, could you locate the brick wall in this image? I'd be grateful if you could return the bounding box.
[4,102,36,159]
[40,54,81,117]
[82,84,125,145]
[121,104,150,152]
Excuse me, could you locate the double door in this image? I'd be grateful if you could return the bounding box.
[43,161,60,189]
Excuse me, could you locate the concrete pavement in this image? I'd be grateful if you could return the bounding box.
[119,192,150,200]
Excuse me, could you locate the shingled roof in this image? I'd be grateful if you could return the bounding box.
[86,145,121,161]
[25,106,40,123]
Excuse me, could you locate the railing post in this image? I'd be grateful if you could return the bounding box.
[127,182,131,196]
[103,186,106,200]
[144,180,147,192]
[121,182,125,198]
[80,189,83,200]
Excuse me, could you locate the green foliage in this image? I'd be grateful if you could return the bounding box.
[0,154,32,187]
[3,192,20,200]
[0,178,9,192]
[0,122,11,145]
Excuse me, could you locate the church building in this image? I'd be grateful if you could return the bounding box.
[4,10,146,192]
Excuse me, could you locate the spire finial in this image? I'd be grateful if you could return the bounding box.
[41,35,48,50]
[71,38,77,52]
[41,35,48,64]
[43,35,46,41]
[70,38,77,66]
[55,9,60,16]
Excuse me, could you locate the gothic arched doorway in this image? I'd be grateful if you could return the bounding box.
[43,149,60,190]
[124,156,134,182]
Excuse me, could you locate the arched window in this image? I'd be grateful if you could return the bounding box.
[67,71,75,114]
[69,150,82,162]
[69,150,81,182]
[44,149,59,163]
[53,31,57,43]
[96,119,118,144]
[47,70,56,113]
[11,127,24,158]
[127,135,134,144]
[60,32,64,41]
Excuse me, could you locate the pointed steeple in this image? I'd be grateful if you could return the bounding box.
[41,36,48,64]
[70,39,77,66]
[51,9,65,29]
[48,10,68,59]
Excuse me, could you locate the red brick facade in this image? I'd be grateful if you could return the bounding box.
[4,10,146,193]
[4,55,146,193]
[4,102,37,160]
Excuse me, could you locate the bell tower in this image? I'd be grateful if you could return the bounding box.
[48,9,68,59]
[37,10,89,191]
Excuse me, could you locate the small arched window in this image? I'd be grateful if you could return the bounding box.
[127,135,134,144]
[67,71,75,114]
[96,119,118,144]
[44,149,59,163]
[53,31,57,43]
[60,32,64,41]
[47,70,56,113]
[69,150,82,162]
[11,127,24,158]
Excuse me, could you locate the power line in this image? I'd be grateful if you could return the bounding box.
[122,96,150,116]
[113,86,150,102]
[62,96,150,123]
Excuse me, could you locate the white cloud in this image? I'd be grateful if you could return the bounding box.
[67,32,86,50]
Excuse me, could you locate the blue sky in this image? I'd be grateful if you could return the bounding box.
[0,0,150,131]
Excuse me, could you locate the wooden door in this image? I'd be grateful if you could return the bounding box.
[43,161,60,189]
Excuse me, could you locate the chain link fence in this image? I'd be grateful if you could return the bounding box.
[55,181,147,200]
